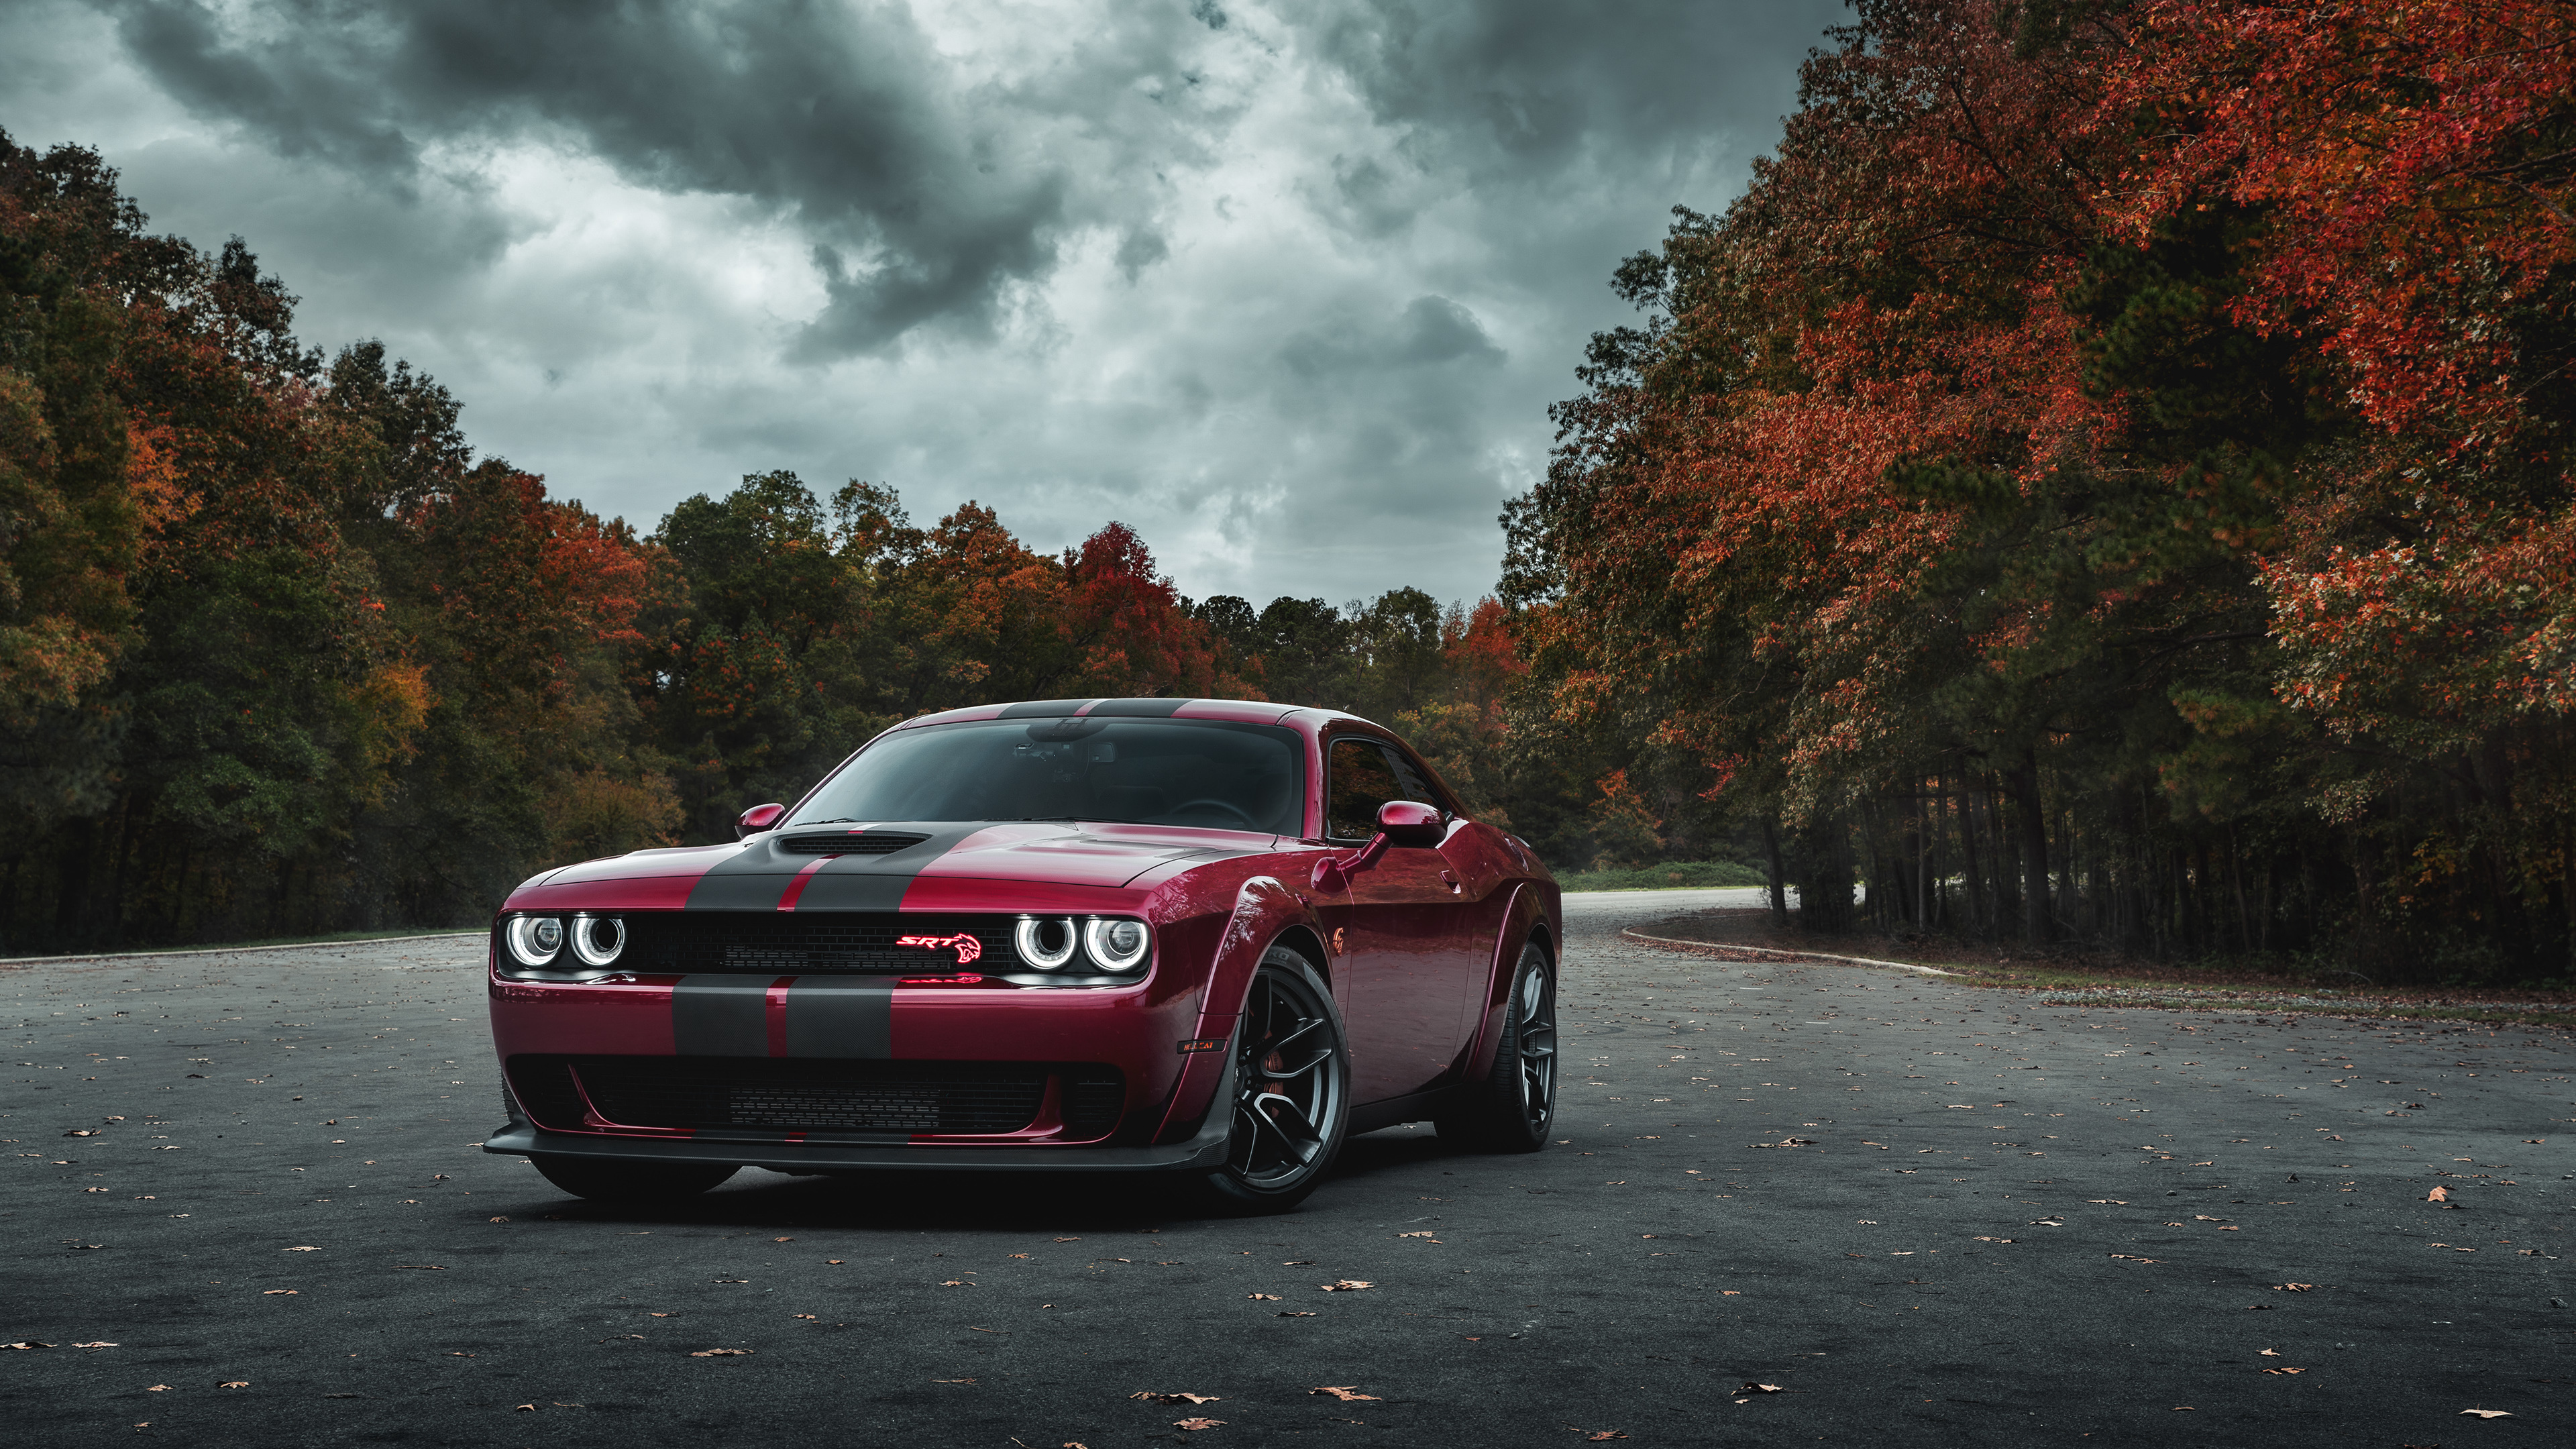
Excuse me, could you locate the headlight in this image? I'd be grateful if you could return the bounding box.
[1083,917,1150,973]
[570,914,625,967]
[1015,916,1078,969]
[504,915,562,967]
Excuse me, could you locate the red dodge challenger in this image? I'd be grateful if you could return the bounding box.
[484,697,1560,1211]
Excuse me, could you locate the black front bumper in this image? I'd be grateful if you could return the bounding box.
[482,1048,1238,1174]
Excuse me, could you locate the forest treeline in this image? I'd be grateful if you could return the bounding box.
[1511,0,2576,981]
[9,0,2574,983]
[0,127,1650,953]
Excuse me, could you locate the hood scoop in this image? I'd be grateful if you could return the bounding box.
[780,832,928,856]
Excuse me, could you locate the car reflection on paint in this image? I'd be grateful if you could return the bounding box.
[484,696,1561,1211]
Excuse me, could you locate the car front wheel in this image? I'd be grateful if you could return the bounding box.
[1195,946,1351,1213]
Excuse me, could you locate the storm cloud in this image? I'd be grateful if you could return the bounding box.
[3,0,1844,603]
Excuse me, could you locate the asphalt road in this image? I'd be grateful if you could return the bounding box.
[7,890,2573,1446]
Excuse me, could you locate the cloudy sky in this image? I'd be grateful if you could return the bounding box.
[1,0,1844,607]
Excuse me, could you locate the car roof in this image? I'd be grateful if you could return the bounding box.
[892,697,1324,730]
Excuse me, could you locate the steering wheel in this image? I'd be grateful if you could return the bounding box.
[1169,797,1259,829]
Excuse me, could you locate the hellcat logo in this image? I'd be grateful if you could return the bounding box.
[894,932,983,966]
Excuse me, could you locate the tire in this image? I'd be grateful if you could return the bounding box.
[530,1155,740,1203]
[1192,946,1352,1214]
[1436,939,1556,1152]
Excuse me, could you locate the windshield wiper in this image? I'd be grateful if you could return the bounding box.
[789,817,861,827]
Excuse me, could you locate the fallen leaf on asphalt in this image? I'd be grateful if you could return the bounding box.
[1721,1291,1741,1296]
[514,1404,536,1412]
[1320,1281,1374,1291]
[2461,1409,2513,1418]
[688,1348,751,1357]
[284,1246,319,1252]
[219,1382,248,1389]
[1587,1434,1629,1442]
[261,1289,298,1296]
[1972,1237,2016,1244]
[1054,1237,1081,1242]
[1248,1293,1280,1301]
[488,1216,508,1224]
[825,1260,844,1265]
[1132,1392,1222,1405]
[2261,1367,2304,1375]
[939,1280,975,1287]
[771,1237,792,1243]
[395,1265,443,1271]
[2427,1187,2449,1202]
[1282,1260,1316,1265]
[932,1379,976,1383]
[1173,1419,1224,1432]
[146,1385,168,1392]
[649,1313,674,1318]
[2086,1199,2128,1205]
[64,1129,98,1137]
[2272,1283,2313,1292]
[791,1314,818,1321]
[1397,1231,1438,1238]
[1310,1387,1380,1401]
[1277,1311,1317,1318]
[71,1341,117,1348]
[1735,1383,1784,1395]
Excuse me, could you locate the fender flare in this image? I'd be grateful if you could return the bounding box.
[1149,875,1332,1146]
[1458,882,1554,1083]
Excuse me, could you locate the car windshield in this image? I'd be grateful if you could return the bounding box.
[790,718,1305,835]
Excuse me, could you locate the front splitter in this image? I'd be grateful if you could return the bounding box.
[481,1115,1232,1174]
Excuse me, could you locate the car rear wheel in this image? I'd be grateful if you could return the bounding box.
[529,1155,740,1203]
[1436,940,1556,1152]
[1195,947,1350,1213]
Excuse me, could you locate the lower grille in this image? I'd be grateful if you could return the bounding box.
[507,1055,1124,1138]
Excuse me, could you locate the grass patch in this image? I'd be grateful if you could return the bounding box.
[1559,859,1767,893]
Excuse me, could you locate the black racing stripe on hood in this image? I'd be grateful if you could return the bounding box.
[680,824,977,912]
[998,698,1099,718]
[1087,697,1194,717]
[770,822,995,914]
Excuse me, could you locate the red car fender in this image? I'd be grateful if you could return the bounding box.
[1457,882,1555,1083]
[1149,873,1329,1144]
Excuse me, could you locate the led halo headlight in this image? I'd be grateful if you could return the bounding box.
[1083,916,1150,973]
[1015,916,1079,970]
[570,913,625,968]
[504,914,563,967]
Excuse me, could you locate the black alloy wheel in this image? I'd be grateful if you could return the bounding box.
[1199,947,1350,1212]
[530,1155,740,1203]
[1436,939,1556,1152]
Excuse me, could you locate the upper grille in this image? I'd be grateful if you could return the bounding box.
[625,912,1027,975]
[778,832,928,855]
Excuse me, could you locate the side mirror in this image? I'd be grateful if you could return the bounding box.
[1377,799,1447,848]
[735,802,786,840]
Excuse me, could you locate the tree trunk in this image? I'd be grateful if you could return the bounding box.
[1761,814,1790,926]
[2010,750,2051,945]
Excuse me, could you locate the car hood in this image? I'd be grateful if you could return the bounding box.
[525,820,1285,898]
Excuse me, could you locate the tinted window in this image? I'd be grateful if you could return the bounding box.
[1326,737,1404,841]
[793,718,1304,834]
[1385,747,1444,808]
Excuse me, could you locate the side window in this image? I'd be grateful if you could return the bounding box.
[1326,738,1403,841]
[1384,747,1448,812]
